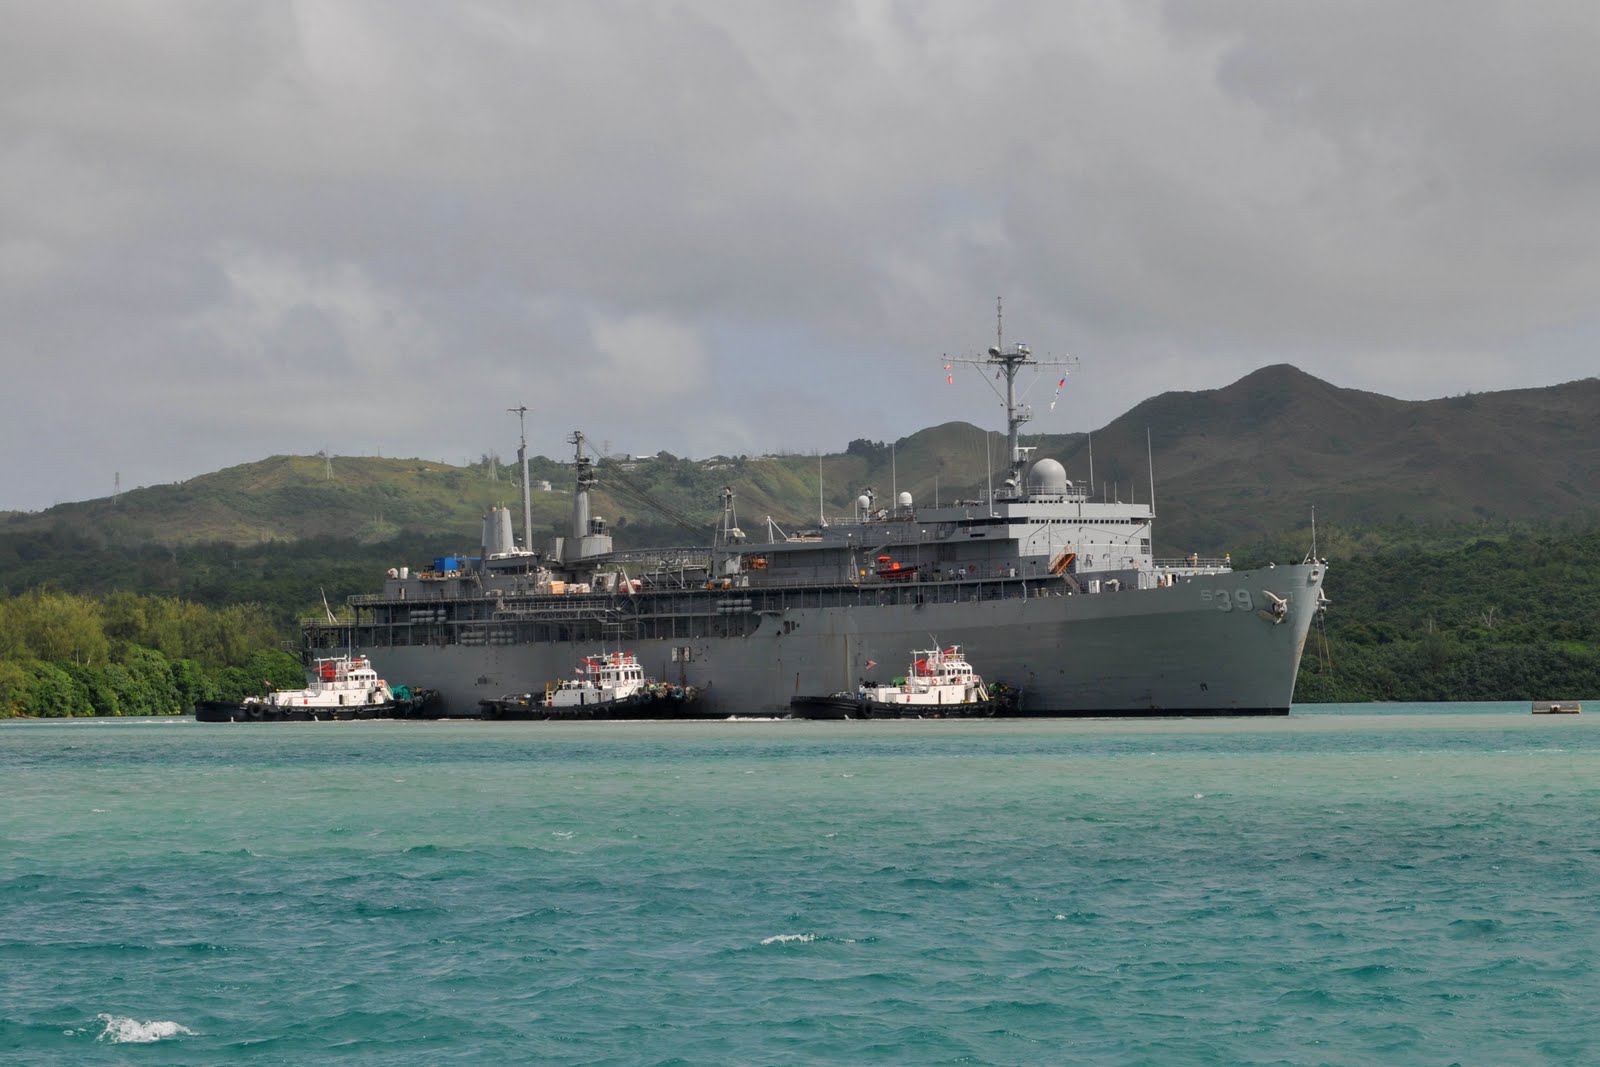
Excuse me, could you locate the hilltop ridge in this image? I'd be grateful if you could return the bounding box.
[4,366,1598,556]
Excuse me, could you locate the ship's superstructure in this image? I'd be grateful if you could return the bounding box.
[306,329,1326,717]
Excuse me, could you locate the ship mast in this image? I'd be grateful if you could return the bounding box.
[947,298,1079,496]
[569,429,594,541]
[508,405,532,550]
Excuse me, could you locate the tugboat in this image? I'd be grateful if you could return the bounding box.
[791,645,1013,719]
[478,651,702,720]
[195,654,439,722]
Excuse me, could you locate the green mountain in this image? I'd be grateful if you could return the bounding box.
[9,364,1595,558]
[1063,365,1600,550]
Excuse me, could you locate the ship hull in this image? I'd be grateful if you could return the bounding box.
[351,565,1323,718]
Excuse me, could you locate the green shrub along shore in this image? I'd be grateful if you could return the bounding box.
[0,590,304,718]
[1,522,1597,716]
[1248,523,1600,703]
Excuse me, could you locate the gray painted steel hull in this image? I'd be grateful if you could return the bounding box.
[368,564,1324,718]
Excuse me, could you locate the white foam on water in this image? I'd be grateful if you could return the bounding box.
[95,1014,195,1043]
[760,933,816,945]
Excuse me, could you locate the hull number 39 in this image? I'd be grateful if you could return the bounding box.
[1201,589,1254,612]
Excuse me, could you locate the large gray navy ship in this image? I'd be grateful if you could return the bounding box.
[305,334,1327,717]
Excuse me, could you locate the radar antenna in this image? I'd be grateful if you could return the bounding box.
[946,300,1080,495]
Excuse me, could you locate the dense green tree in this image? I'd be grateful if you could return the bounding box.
[214,649,305,703]
[62,662,122,715]
[0,659,33,717]
[1282,522,1600,701]
[18,661,92,717]
[0,589,109,665]
[0,590,304,717]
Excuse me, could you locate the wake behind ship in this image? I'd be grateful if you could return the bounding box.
[305,327,1327,717]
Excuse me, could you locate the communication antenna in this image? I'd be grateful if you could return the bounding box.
[947,301,1079,500]
[1087,430,1095,496]
[985,432,994,515]
[818,452,825,526]
[1146,427,1156,514]
[113,471,120,506]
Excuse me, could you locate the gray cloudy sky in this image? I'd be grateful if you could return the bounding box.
[5,1,1598,511]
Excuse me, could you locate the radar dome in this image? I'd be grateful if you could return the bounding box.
[857,494,872,509]
[897,491,913,507]
[1027,458,1069,494]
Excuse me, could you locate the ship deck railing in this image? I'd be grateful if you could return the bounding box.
[345,570,1059,607]
[1152,557,1232,574]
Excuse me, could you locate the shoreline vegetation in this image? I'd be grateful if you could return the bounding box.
[0,590,303,719]
[2,522,1597,718]
[1246,522,1600,704]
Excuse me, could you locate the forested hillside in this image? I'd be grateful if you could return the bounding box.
[7,365,1597,561]
[1249,522,1600,702]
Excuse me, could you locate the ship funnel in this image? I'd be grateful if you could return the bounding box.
[482,506,516,555]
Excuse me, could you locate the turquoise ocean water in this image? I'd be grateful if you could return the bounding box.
[3,705,1597,1064]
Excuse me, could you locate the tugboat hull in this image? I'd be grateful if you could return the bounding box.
[478,690,712,721]
[194,690,439,722]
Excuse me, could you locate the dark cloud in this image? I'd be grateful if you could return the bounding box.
[3,1,1596,510]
